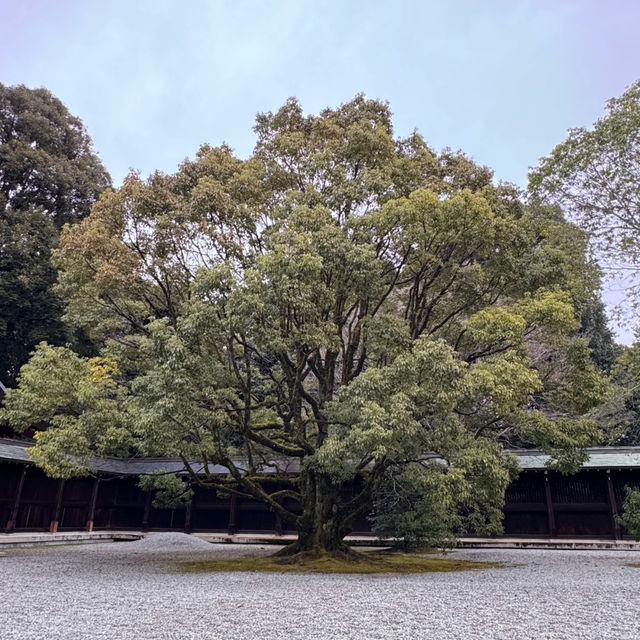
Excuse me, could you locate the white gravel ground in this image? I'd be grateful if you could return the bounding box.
[1,533,640,640]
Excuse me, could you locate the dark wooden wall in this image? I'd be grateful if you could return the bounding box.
[503,469,633,538]
[1,460,637,538]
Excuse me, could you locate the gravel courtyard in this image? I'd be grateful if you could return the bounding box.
[1,533,639,640]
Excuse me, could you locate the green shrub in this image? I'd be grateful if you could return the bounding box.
[620,487,640,539]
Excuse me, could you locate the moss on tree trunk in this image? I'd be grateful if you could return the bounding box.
[276,470,356,557]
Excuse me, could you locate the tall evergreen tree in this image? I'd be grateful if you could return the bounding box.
[0,84,110,384]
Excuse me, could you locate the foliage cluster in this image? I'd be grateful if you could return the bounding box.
[0,84,110,385]
[530,79,640,318]
[620,487,640,540]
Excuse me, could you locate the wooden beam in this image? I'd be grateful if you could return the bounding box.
[49,478,65,533]
[5,465,28,533]
[86,477,100,532]
[606,471,621,540]
[544,472,556,537]
[274,511,283,536]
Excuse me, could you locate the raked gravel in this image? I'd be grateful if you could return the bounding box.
[1,533,639,640]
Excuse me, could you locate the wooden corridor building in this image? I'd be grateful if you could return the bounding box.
[1,438,639,539]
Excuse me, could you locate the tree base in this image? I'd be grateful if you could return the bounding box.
[273,541,361,562]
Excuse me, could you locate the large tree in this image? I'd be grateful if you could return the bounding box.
[2,96,607,555]
[0,84,111,384]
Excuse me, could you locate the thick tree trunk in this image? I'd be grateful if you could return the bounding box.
[276,471,353,557]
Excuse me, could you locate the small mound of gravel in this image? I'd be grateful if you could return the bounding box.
[132,532,214,551]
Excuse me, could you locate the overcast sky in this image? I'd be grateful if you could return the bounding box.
[2,0,639,341]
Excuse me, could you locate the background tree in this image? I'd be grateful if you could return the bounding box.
[529,79,640,316]
[577,297,622,373]
[2,96,608,556]
[0,84,110,226]
[0,84,110,385]
[0,209,65,388]
[590,342,640,445]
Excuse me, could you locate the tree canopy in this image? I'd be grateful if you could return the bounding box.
[0,84,110,227]
[2,96,609,554]
[529,79,640,315]
[0,84,110,384]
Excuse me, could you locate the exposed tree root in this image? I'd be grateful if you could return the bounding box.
[272,545,363,564]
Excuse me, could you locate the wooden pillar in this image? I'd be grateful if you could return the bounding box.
[228,495,238,535]
[274,512,283,536]
[49,478,65,533]
[184,498,193,533]
[107,482,118,530]
[544,471,556,537]
[5,465,28,533]
[142,491,153,531]
[606,470,621,540]
[86,477,100,532]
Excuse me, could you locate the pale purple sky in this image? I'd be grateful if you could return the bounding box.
[2,0,639,340]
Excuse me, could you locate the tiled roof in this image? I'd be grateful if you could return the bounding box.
[2,438,640,474]
[0,439,31,464]
[0,438,299,476]
[511,447,640,470]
